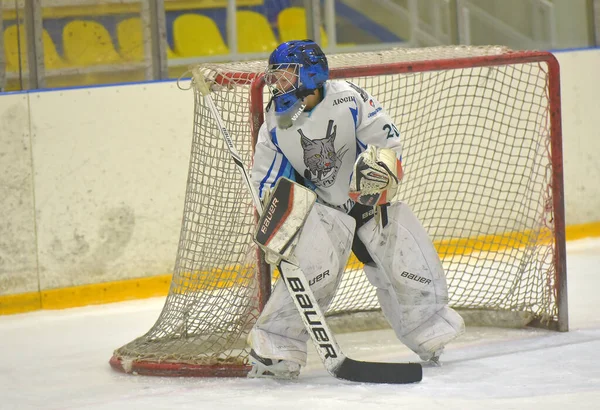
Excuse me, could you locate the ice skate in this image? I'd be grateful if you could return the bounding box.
[420,349,443,367]
[247,349,301,380]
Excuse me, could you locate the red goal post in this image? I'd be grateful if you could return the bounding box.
[110,46,567,378]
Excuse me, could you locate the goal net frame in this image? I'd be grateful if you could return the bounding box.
[109,46,567,378]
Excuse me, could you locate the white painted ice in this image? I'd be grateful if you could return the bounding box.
[1,238,599,410]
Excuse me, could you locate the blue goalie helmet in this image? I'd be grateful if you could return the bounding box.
[265,39,329,128]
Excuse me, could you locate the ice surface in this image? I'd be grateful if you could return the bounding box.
[1,239,599,410]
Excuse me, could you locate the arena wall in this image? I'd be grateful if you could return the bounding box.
[1,48,599,314]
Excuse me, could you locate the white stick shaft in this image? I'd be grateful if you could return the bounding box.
[279,261,346,369]
[194,71,347,371]
[203,95,264,215]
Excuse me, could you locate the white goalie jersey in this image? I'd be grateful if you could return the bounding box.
[251,80,403,210]
[249,81,465,371]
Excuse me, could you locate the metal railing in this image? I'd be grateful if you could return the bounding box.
[408,0,454,46]
[337,0,454,47]
[0,0,593,92]
[594,0,600,46]
[0,4,4,91]
[456,0,556,49]
[1,0,165,90]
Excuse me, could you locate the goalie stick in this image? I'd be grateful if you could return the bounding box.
[193,70,422,384]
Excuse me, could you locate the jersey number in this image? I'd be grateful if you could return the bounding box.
[383,123,400,139]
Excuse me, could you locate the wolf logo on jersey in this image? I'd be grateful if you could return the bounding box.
[299,120,348,188]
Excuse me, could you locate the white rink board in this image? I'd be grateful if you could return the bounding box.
[555,50,600,225]
[0,49,598,296]
[0,93,38,295]
[27,81,193,289]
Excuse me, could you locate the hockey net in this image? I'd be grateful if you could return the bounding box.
[110,46,566,377]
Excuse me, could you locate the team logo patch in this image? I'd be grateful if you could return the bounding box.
[299,120,348,188]
[367,107,383,118]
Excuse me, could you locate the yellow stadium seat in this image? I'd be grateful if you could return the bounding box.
[167,47,178,59]
[277,7,328,48]
[173,14,228,57]
[63,20,122,66]
[117,17,144,61]
[117,17,179,61]
[236,10,278,53]
[4,25,67,71]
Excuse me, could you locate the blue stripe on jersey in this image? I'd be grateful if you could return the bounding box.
[275,155,294,182]
[259,153,278,198]
[350,106,364,159]
[356,137,367,152]
[270,128,281,151]
[355,141,363,159]
[349,107,358,129]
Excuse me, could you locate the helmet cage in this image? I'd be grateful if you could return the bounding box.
[265,63,302,99]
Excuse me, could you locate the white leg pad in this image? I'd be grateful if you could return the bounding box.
[359,202,465,360]
[402,306,465,360]
[248,202,355,366]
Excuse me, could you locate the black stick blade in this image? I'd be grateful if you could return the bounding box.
[333,359,422,384]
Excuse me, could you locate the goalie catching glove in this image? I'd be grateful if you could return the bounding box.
[349,145,403,206]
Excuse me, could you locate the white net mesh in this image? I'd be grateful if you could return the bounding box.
[111,46,565,376]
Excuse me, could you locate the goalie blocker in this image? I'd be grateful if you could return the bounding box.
[254,177,317,266]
